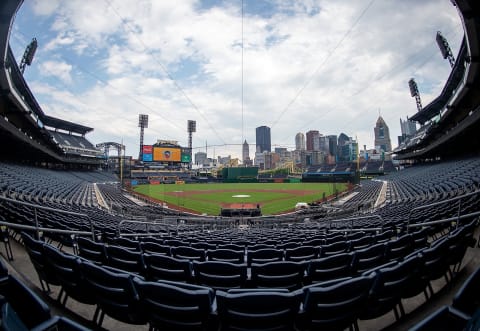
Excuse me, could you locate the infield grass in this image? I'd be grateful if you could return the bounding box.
[133,182,347,216]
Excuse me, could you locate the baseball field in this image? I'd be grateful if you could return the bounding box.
[133,182,348,216]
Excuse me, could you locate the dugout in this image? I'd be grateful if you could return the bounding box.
[220,207,262,217]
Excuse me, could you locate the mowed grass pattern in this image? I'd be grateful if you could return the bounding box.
[134,182,347,216]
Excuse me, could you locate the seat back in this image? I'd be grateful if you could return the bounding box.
[361,254,421,320]
[247,248,284,266]
[193,261,247,291]
[351,242,386,274]
[79,261,146,326]
[140,241,171,255]
[105,245,145,276]
[43,244,96,305]
[21,232,60,290]
[319,240,349,258]
[384,234,414,262]
[307,252,354,283]
[144,253,193,282]
[0,275,51,329]
[207,249,245,264]
[251,261,306,290]
[422,236,451,282]
[171,246,206,261]
[349,235,374,250]
[216,290,301,331]
[134,278,214,331]
[111,237,140,251]
[285,245,318,262]
[299,274,375,331]
[77,237,107,265]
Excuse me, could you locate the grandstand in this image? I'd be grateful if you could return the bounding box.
[0,0,480,330]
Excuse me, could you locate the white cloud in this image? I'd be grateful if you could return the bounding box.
[31,0,61,16]
[13,0,464,160]
[39,60,73,84]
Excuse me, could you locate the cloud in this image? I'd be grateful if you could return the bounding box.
[39,60,73,84]
[13,0,464,160]
[31,0,61,16]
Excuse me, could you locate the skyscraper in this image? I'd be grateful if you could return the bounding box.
[242,140,249,163]
[327,135,338,156]
[398,118,417,145]
[295,132,305,151]
[306,130,319,151]
[255,126,271,153]
[374,116,392,152]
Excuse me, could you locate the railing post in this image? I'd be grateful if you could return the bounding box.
[34,207,39,239]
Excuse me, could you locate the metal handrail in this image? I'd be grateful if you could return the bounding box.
[327,214,384,233]
[0,221,93,237]
[406,189,480,232]
[0,195,95,239]
[117,218,177,237]
[406,210,480,230]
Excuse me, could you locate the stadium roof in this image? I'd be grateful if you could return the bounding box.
[42,115,93,135]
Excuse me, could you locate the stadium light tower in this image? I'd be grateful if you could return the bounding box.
[138,114,149,161]
[436,31,455,68]
[187,120,196,169]
[19,38,38,74]
[408,78,423,112]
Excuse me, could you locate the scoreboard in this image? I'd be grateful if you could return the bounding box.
[142,145,191,163]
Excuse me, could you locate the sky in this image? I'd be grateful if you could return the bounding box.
[10,0,464,160]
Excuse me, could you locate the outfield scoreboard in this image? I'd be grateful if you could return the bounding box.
[142,145,191,163]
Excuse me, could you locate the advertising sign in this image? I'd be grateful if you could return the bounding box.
[143,145,153,154]
[142,153,153,162]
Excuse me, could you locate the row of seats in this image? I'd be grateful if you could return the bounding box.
[76,229,429,269]
[22,229,480,331]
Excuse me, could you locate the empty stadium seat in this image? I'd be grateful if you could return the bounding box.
[133,277,215,331]
[296,274,376,331]
[216,289,301,331]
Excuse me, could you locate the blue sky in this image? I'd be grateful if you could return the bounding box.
[10,0,464,160]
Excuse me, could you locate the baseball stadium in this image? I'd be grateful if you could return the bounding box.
[0,1,480,331]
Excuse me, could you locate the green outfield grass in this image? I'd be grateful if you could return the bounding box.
[133,182,347,216]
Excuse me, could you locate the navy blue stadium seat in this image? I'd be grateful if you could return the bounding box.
[21,232,60,293]
[216,289,302,331]
[76,237,107,265]
[192,260,247,291]
[251,261,306,290]
[206,248,245,264]
[0,274,51,329]
[306,252,354,283]
[144,253,193,283]
[360,253,423,321]
[79,261,147,327]
[133,277,215,331]
[285,245,319,262]
[140,241,171,255]
[247,248,284,266]
[351,242,386,274]
[297,274,376,331]
[42,244,96,307]
[104,245,146,276]
[171,246,206,261]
